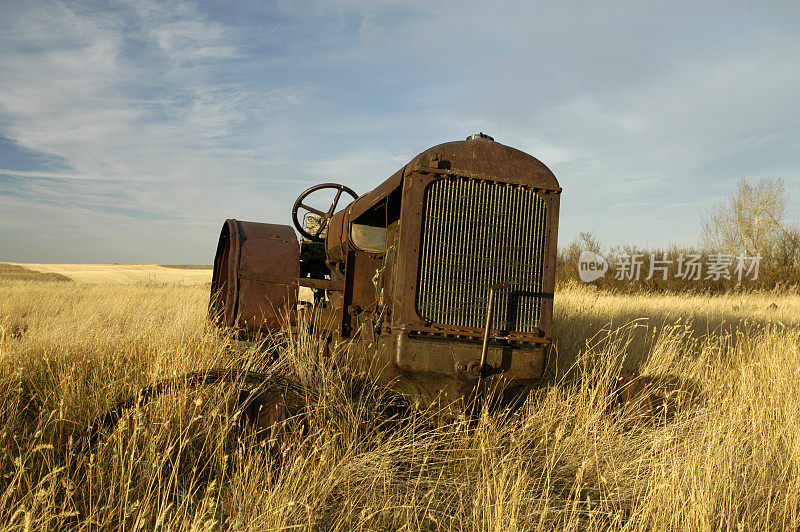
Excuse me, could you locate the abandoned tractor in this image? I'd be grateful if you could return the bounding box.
[210,134,561,407]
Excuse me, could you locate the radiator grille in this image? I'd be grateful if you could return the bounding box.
[416,179,547,332]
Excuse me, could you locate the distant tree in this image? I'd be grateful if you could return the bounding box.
[562,231,603,265]
[774,226,800,270]
[701,178,790,257]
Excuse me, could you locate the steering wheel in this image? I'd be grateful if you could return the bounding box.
[292,183,358,242]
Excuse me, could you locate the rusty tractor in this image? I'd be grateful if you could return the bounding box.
[210,133,562,408]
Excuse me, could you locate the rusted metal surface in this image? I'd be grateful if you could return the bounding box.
[324,206,350,264]
[210,219,299,332]
[394,323,549,344]
[90,369,301,446]
[211,134,562,407]
[395,333,546,379]
[341,250,384,337]
[610,369,655,421]
[347,168,404,220]
[245,390,288,447]
[406,136,560,190]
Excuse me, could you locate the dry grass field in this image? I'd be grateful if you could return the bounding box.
[1,265,800,530]
[6,263,212,285]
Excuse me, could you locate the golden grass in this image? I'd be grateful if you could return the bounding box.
[1,275,799,530]
[0,263,72,283]
[159,265,214,270]
[6,263,212,285]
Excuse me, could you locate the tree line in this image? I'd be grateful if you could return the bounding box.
[558,178,800,292]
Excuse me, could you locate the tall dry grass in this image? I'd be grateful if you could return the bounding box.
[1,277,799,530]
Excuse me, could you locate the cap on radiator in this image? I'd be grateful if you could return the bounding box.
[466,132,494,141]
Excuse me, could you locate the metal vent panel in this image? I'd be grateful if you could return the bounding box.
[416,179,547,332]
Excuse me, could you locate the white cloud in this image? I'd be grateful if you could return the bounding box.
[1,0,799,260]
[0,1,313,223]
[0,169,98,180]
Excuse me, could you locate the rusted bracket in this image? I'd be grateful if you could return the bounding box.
[238,271,296,285]
[239,271,344,291]
[470,282,509,377]
[298,277,344,291]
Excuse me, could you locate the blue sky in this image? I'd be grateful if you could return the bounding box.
[1,0,799,263]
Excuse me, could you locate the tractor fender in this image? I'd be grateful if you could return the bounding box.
[210,219,299,334]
